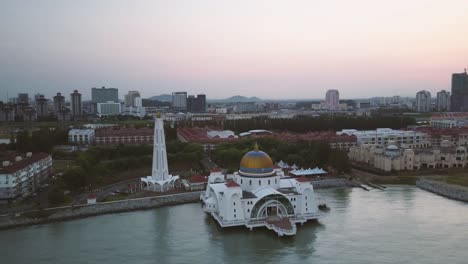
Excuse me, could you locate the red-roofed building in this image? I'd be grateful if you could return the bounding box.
[183,175,209,191]
[211,167,222,173]
[177,127,239,151]
[0,152,52,204]
[95,127,154,145]
[178,127,357,151]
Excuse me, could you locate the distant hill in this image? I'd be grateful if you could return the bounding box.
[148,94,172,102]
[222,96,262,102]
[148,94,262,103]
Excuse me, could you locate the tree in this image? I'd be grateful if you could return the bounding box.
[48,187,66,206]
[62,167,87,192]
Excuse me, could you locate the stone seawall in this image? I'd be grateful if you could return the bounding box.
[0,191,203,230]
[416,179,468,203]
[0,179,354,231]
[313,178,355,189]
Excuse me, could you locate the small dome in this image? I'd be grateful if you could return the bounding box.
[239,147,274,175]
[386,144,399,150]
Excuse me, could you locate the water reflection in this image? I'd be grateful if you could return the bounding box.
[204,213,324,264]
[1,187,468,264]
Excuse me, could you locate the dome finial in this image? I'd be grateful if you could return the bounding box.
[254,142,259,151]
[156,112,162,118]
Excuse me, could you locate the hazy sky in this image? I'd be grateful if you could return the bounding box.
[1,0,468,100]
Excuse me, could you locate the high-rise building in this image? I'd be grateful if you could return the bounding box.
[325,89,339,110]
[70,90,82,118]
[416,90,431,112]
[124,91,141,107]
[436,90,451,112]
[0,102,15,122]
[91,86,119,103]
[53,92,65,113]
[35,95,49,118]
[172,92,187,111]
[451,70,468,112]
[17,93,29,104]
[187,94,206,113]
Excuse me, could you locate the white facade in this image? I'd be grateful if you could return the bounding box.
[325,89,339,110]
[97,102,121,116]
[349,144,468,172]
[337,128,429,147]
[416,90,432,112]
[68,129,95,145]
[0,153,52,203]
[123,98,146,117]
[201,148,323,236]
[141,115,179,192]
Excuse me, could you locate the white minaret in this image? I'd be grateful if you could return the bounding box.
[140,113,179,192]
[151,114,169,181]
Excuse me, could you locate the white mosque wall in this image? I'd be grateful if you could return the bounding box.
[235,174,281,193]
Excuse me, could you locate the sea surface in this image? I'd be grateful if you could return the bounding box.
[1,186,468,264]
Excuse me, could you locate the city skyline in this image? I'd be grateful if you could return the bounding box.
[1,1,468,100]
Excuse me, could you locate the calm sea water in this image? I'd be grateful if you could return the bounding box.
[1,186,468,264]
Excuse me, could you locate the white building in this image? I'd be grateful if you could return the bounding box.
[97,102,122,116]
[337,128,429,147]
[68,129,95,145]
[325,89,339,110]
[436,90,451,112]
[201,145,323,236]
[0,152,52,204]
[141,114,179,191]
[416,90,431,112]
[349,142,468,172]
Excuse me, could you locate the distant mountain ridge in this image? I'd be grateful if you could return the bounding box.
[223,95,262,102]
[147,94,262,102]
[148,94,172,102]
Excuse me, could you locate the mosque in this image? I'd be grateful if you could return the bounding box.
[201,144,323,236]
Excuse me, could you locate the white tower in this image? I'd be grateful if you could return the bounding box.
[151,114,169,181]
[141,113,179,192]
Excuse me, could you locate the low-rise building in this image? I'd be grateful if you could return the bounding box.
[337,128,429,147]
[177,127,238,151]
[349,142,468,172]
[415,127,468,147]
[97,102,121,116]
[95,127,153,145]
[0,152,52,204]
[68,129,95,145]
[183,175,208,191]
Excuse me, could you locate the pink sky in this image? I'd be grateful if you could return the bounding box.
[1,0,468,100]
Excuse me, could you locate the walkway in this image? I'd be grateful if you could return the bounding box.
[265,216,297,236]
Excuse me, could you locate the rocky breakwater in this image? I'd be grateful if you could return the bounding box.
[0,191,203,230]
[312,178,356,189]
[417,179,468,203]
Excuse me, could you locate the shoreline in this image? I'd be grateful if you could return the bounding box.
[416,179,468,203]
[0,178,354,231]
[0,191,204,231]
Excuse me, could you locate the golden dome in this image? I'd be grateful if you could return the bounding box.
[239,147,274,175]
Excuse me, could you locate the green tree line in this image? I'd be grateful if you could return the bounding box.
[211,137,350,174]
[176,115,415,133]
